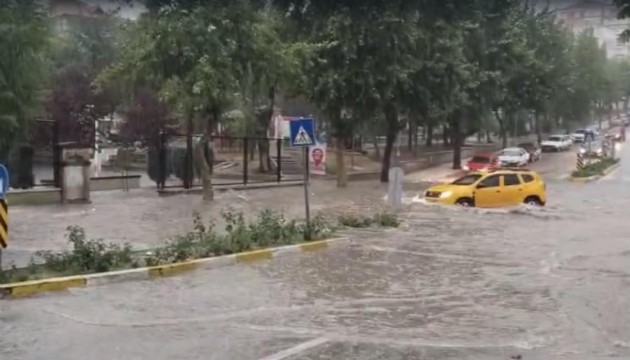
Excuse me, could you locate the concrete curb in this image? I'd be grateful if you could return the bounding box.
[0,237,348,299]
[568,162,620,183]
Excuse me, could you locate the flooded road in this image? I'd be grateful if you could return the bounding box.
[2,145,630,359]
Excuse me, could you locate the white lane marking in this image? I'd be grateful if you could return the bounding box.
[257,337,329,360]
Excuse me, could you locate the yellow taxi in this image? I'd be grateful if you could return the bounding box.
[423,168,546,208]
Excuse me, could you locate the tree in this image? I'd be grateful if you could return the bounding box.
[119,87,175,147]
[102,0,287,197]
[47,10,122,148]
[0,0,49,159]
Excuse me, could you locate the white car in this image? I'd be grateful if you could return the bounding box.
[571,129,596,143]
[541,135,572,152]
[497,147,530,167]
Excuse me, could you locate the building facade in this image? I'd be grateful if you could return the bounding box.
[48,0,106,32]
[550,0,630,58]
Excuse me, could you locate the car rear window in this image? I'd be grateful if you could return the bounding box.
[503,174,521,186]
[549,136,562,141]
[521,174,535,183]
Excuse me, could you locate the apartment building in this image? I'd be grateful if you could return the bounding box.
[550,0,630,58]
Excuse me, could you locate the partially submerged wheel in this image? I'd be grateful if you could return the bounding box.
[524,196,542,206]
[456,198,474,207]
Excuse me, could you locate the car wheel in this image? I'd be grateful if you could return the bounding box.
[524,196,543,206]
[456,198,474,207]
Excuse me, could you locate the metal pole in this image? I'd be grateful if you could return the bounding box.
[303,146,311,232]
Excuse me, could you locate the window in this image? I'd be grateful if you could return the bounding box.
[503,174,521,186]
[478,175,500,188]
[521,174,535,183]
[452,174,483,185]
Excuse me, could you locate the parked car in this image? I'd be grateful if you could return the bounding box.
[571,129,596,143]
[423,169,546,208]
[497,147,530,167]
[463,153,498,172]
[541,135,572,152]
[517,142,542,162]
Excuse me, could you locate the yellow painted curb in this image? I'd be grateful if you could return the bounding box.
[299,240,329,252]
[235,248,273,263]
[568,176,592,183]
[147,261,199,278]
[1,237,348,299]
[2,276,87,298]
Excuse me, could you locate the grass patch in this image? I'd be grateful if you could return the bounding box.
[338,211,401,228]
[572,157,619,178]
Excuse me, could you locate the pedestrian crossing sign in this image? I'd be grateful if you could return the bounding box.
[289,118,315,147]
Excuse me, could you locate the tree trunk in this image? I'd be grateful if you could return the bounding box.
[442,124,449,146]
[426,122,433,147]
[380,104,399,183]
[407,120,413,152]
[373,138,381,160]
[257,140,270,172]
[257,86,275,173]
[412,125,419,156]
[494,110,508,149]
[195,137,214,202]
[451,112,463,170]
[335,136,348,187]
[534,111,542,145]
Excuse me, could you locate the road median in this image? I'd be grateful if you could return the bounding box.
[568,157,620,183]
[0,208,401,299]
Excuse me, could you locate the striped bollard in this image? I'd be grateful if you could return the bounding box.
[576,152,585,171]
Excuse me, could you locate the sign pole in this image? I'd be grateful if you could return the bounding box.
[288,117,315,240]
[0,164,8,261]
[303,146,311,235]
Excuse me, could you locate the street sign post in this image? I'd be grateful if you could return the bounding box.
[289,118,316,239]
[0,164,8,200]
[0,164,9,270]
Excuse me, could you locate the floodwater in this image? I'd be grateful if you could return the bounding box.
[1,146,630,359]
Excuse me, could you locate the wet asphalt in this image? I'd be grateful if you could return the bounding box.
[1,143,630,359]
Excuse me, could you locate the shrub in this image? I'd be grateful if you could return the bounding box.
[338,214,374,228]
[146,210,332,266]
[373,211,401,227]
[147,145,173,184]
[34,226,134,275]
[338,211,400,228]
[9,144,34,189]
